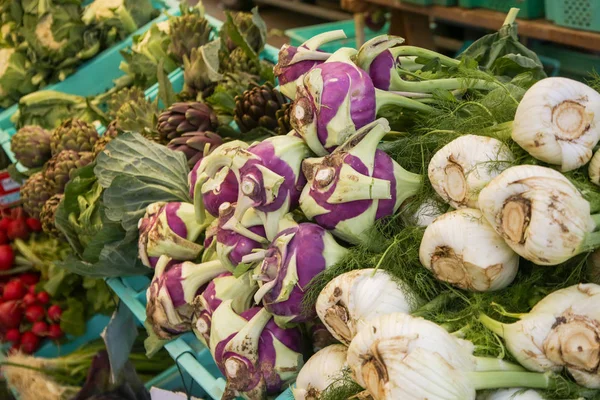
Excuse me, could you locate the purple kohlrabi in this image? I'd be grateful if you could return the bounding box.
[192,271,256,346]
[223,134,310,240]
[290,47,433,156]
[138,202,209,269]
[189,140,248,223]
[274,30,347,100]
[300,118,422,244]
[250,221,347,327]
[356,35,496,92]
[216,203,267,271]
[145,255,229,339]
[209,300,304,399]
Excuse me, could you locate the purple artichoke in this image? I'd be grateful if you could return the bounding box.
[299,119,422,244]
[209,301,304,399]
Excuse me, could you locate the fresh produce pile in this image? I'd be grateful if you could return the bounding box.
[2,336,174,400]
[0,0,160,109]
[0,206,114,353]
[9,3,600,400]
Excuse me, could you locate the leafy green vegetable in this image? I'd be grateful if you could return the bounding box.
[61,297,87,336]
[459,8,546,86]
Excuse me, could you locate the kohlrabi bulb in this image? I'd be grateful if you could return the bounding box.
[419,208,519,291]
[428,135,514,209]
[512,77,600,172]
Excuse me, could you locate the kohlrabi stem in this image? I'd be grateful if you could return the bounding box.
[390,46,459,68]
[302,30,346,50]
[389,73,498,93]
[469,370,550,390]
[478,313,507,337]
[375,89,434,113]
[474,357,525,372]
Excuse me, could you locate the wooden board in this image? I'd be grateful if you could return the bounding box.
[365,0,600,52]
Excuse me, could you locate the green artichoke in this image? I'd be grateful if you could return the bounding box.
[221,47,260,76]
[20,172,52,219]
[182,40,222,100]
[40,193,63,237]
[234,82,287,133]
[115,98,160,142]
[167,131,223,168]
[11,125,52,168]
[169,10,211,63]
[157,102,218,143]
[105,86,146,121]
[276,102,293,135]
[43,150,94,194]
[51,118,99,155]
[220,11,265,54]
[93,121,122,157]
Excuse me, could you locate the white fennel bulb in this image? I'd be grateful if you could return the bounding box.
[588,148,600,185]
[480,284,600,389]
[292,344,348,400]
[428,135,514,209]
[347,313,544,400]
[478,165,598,265]
[419,208,519,291]
[315,269,421,345]
[402,198,447,227]
[512,77,600,172]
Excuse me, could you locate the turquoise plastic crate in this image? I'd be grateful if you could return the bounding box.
[545,0,600,33]
[458,0,545,19]
[285,19,390,53]
[0,1,179,133]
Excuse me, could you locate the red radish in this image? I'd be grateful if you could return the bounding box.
[9,343,20,354]
[0,230,8,245]
[0,244,14,271]
[0,218,13,232]
[0,301,23,329]
[20,273,39,287]
[36,291,50,304]
[47,324,63,340]
[22,293,37,306]
[28,285,36,295]
[7,219,29,240]
[20,331,40,354]
[5,328,20,343]
[24,304,45,322]
[31,321,48,337]
[3,280,25,300]
[25,218,42,232]
[47,305,62,322]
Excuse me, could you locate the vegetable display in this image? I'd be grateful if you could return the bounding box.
[8,4,600,400]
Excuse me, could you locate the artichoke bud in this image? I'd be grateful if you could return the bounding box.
[11,125,52,168]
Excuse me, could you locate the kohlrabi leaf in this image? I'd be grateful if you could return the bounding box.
[94,133,190,201]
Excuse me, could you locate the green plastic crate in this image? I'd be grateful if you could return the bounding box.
[545,0,600,32]
[459,0,545,19]
[399,0,458,5]
[285,19,390,53]
[531,43,600,81]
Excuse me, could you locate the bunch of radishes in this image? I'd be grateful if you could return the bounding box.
[0,273,64,353]
[0,206,42,271]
